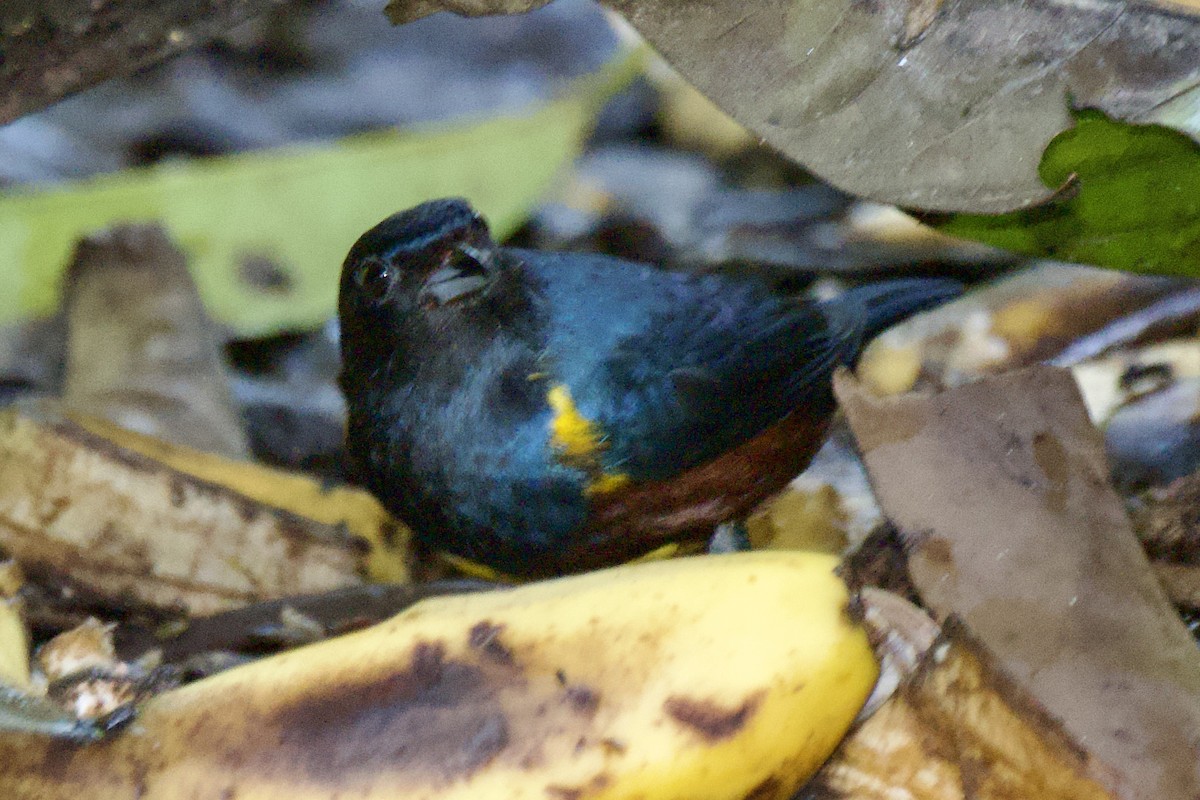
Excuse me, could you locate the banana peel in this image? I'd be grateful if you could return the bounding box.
[0,562,29,691]
[0,578,28,690]
[813,619,1119,800]
[0,602,28,691]
[69,411,411,585]
[0,405,369,615]
[0,551,877,800]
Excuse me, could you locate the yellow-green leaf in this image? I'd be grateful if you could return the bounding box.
[0,53,637,336]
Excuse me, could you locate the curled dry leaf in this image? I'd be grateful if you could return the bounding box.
[606,0,1200,213]
[855,263,1179,395]
[0,553,876,800]
[810,620,1119,800]
[853,588,938,719]
[35,618,116,684]
[37,619,139,722]
[61,224,250,459]
[0,403,365,616]
[835,365,1200,800]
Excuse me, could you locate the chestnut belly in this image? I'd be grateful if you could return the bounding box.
[554,411,833,571]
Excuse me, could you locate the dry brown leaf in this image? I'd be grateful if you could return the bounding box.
[1153,562,1200,609]
[835,365,1200,800]
[605,0,1200,213]
[1130,470,1200,608]
[812,620,1119,800]
[1130,460,1200,564]
[61,224,250,459]
[9,1,1199,220]
[0,403,364,616]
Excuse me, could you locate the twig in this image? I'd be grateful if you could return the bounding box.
[0,0,283,126]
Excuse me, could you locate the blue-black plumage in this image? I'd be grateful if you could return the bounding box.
[338,198,959,575]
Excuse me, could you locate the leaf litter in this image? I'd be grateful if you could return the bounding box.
[1,3,1200,798]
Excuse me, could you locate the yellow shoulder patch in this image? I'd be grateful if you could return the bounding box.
[585,471,631,496]
[547,384,603,461]
[546,384,631,495]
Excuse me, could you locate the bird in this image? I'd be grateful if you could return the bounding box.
[338,198,959,577]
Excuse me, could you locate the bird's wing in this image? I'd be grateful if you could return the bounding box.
[591,285,856,480]
[519,249,860,482]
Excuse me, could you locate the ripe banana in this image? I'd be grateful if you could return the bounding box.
[0,551,877,800]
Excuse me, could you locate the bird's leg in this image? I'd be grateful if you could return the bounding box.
[708,520,751,553]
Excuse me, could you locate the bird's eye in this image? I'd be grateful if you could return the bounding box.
[418,245,492,309]
[353,258,394,303]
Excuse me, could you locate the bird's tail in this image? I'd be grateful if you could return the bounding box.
[825,277,962,364]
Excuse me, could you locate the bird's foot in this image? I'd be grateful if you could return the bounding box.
[708,521,751,553]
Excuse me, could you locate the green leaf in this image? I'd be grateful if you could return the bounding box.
[936,110,1200,277]
[0,52,638,336]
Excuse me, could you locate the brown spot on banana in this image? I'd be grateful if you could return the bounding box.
[266,640,516,780]
[663,691,764,742]
[468,620,515,666]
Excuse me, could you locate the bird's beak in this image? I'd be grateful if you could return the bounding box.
[423,268,489,304]
[419,245,493,306]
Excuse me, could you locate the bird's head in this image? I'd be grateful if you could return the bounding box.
[338,198,536,397]
[339,197,501,324]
